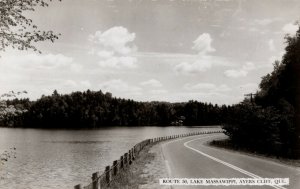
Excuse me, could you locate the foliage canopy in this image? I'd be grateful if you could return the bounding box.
[223,24,300,158]
[0,0,60,53]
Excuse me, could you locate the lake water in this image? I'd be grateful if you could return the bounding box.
[0,126,221,189]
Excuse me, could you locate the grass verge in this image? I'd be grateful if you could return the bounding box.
[102,143,165,189]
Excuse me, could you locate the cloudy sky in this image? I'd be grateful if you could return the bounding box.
[0,0,300,104]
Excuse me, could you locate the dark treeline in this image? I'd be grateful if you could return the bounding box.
[1,27,299,159]
[2,91,231,128]
[223,26,300,158]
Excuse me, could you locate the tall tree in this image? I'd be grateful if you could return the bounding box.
[0,0,60,53]
[0,91,28,126]
[280,25,300,157]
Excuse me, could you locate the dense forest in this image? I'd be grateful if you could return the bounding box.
[223,25,300,158]
[1,24,299,158]
[0,90,231,128]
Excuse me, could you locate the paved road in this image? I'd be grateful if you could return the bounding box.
[161,134,300,189]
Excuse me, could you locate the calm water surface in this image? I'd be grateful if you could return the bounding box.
[0,126,221,189]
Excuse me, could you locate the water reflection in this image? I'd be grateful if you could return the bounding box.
[0,126,221,189]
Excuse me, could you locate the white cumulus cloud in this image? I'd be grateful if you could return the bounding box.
[89,26,136,55]
[174,33,229,74]
[192,33,215,54]
[89,26,138,69]
[282,23,298,36]
[174,58,213,74]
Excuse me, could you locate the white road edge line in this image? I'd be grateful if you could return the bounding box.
[161,134,220,189]
[165,160,172,177]
[162,134,221,147]
[184,137,287,189]
[161,134,222,177]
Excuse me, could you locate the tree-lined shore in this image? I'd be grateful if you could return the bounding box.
[223,25,300,158]
[1,0,299,159]
[1,91,229,128]
[2,25,300,159]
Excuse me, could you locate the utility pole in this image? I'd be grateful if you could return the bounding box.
[244,93,256,104]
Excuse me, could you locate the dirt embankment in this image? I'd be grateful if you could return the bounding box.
[108,143,170,189]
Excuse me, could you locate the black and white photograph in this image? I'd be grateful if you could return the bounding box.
[0,0,300,188]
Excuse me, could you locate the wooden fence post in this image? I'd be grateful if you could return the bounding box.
[74,184,82,189]
[132,148,135,160]
[113,160,118,176]
[129,150,132,164]
[92,172,100,189]
[120,155,124,169]
[124,153,128,166]
[105,166,111,185]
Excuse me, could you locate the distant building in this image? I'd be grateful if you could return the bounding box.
[171,116,185,126]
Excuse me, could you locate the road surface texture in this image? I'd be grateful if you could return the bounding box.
[161,134,300,189]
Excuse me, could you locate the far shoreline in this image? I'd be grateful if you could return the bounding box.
[0,125,222,130]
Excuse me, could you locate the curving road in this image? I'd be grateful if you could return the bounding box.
[161,134,300,189]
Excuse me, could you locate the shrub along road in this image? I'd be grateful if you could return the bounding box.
[161,134,300,189]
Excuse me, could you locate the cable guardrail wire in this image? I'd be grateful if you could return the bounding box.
[74,129,224,189]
